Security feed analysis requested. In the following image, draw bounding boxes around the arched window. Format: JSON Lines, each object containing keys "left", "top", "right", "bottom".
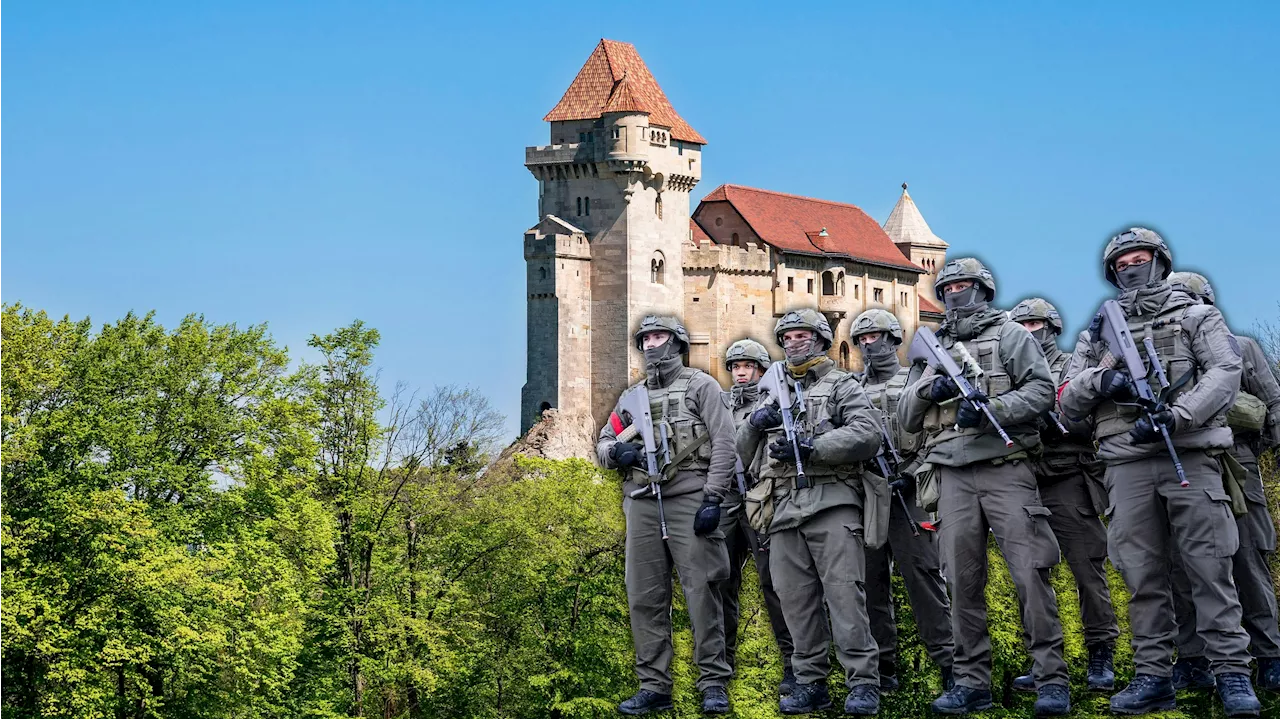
{"left": 836, "top": 275, "right": 846, "bottom": 296}
{"left": 584, "top": 197, "right": 590, "bottom": 216}
{"left": 655, "top": 195, "right": 663, "bottom": 219}
{"left": 839, "top": 342, "right": 851, "bottom": 370}
{"left": 650, "top": 251, "right": 666, "bottom": 285}
{"left": 539, "top": 401, "right": 552, "bottom": 416}
{"left": 538, "top": 267, "right": 547, "bottom": 281}
{"left": 576, "top": 197, "right": 582, "bottom": 216}
{"left": 821, "top": 271, "right": 836, "bottom": 296}
{"left": 731, "top": 232, "right": 740, "bottom": 246}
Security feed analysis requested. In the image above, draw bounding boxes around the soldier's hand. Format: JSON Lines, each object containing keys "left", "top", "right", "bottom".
{"left": 693, "top": 496, "right": 721, "bottom": 537}
{"left": 749, "top": 404, "right": 783, "bottom": 430}
{"left": 1100, "top": 369, "right": 1137, "bottom": 401}
{"left": 889, "top": 475, "right": 913, "bottom": 499}
{"left": 1130, "top": 409, "right": 1176, "bottom": 444}
{"left": 768, "top": 436, "right": 813, "bottom": 464}
{"left": 956, "top": 400, "right": 985, "bottom": 429}
{"left": 929, "top": 376, "right": 960, "bottom": 403}
{"left": 609, "top": 441, "right": 645, "bottom": 468}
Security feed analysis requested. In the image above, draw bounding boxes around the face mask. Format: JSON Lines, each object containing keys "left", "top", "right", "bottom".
{"left": 783, "top": 335, "right": 821, "bottom": 364}
{"left": 1031, "top": 327, "right": 1058, "bottom": 353}
{"left": 943, "top": 285, "right": 986, "bottom": 315}
{"left": 1115, "top": 257, "right": 1168, "bottom": 290}
{"left": 859, "top": 336, "right": 900, "bottom": 377}
{"left": 643, "top": 339, "right": 679, "bottom": 365}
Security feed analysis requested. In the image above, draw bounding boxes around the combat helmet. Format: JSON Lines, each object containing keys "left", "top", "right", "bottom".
{"left": 774, "top": 309, "right": 834, "bottom": 350}
{"left": 1168, "top": 271, "right": 1216, "bottom": 305}
{"left": 1102, "top": 227, "right": 1173, "bottom": 287}
{"left": 1009, "top": 298, "right": 1064, "bottom": 335}
{"left": 850, "top": 308, "right": 904, "bottom": 344}
{"left": 724, "top": 339, "right": 772, "bottom": 372}
{"left": 633, "top": 315, "right": 690, "bottom": 353}
{"left": 934, "top": 258, "right": 996, "bottom": 302}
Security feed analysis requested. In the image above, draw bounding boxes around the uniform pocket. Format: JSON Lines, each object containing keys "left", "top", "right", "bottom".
{"left": 1023, "top": 505, "right": 1062, "bottom": 568}
{"left": 1203, "top": 489, "right": 1240, "bottom": 558}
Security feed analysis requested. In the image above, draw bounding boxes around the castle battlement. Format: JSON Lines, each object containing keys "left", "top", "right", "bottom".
{"left": 683, "top": 238, "right": 772, "bottom": 274}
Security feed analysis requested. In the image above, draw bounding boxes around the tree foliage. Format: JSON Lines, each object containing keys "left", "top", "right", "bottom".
{"left": 4, "top": 302, "right": 1278, "bottom": 718}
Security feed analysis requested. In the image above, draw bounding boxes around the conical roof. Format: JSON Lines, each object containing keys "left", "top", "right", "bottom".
{"left": 543, "top": 39, "right": 706, "bottom": 144}
{"left": 882, "top": 183, "right": 947, "bottom": 249}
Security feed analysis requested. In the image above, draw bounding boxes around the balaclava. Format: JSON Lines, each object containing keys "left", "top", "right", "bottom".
{"left": 1115, "top": 256, "right": 1170, "bottom": 291}
{"left": 858, "top": 334, "right": 901, "bottom": 382}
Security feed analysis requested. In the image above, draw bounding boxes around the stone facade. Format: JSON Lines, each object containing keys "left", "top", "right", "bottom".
{"left": 520, "top": 40, "right": 949, "bottom": 433}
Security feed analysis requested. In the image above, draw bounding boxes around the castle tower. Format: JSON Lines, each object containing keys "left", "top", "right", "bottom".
{"left": 521, "top": 40, "right": 704, "bottom": 432}
{"left": 883, "top": 183, "right": 949, "bottom": 294}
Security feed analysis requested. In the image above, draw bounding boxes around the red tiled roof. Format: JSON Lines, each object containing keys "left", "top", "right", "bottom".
{"left": 690, "top": 218, "right": 711, "bottom": 245}
{"left": 543, "top": 39, "right": 707, "bottom": 145}
{"left": 698, "top": 184, "right": 922, "bottom": 272}
{"left": 918, "top": 296, "right": 944, "bottom": 315}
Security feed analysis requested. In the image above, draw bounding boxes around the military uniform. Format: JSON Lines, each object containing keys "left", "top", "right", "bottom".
{"left": 737, "top": 310, "right": 885, "bottom": 715}
{"left": 1009, "top": 298, "right": 1119, "bottom": 691}
{"left": 899, "top": 259, "right": 1069, "bottom": 716}
{"left": 850, "top": 309, "right": 955, "bottom": 688}
{"left": 1060, "top": 231, "right": 1259, "bottom": 716}
{"left": 1164, "top": 273, "right": 1280, "bottom": 689}
{"left": 718, "top": 340, "right": 795, "bottom": 685}
{"left": 597, "top": 316, "right": 735, "bottom": 713}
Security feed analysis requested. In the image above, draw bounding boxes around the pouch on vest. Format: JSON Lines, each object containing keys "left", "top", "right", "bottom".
{"left": 1226, "top": 391, "right": 1267, "bottom": 434}
{"left": 861, "top": 471, "right": 891, "bottom": 550}
{"left": 1215, "top": 450, "right": 1249, "bottom": 518}
{"left": 914, "top": 462, "right": 941, "bottom": 513}
{"left": 745, "top": 477, "right": 777, "bottom": 534}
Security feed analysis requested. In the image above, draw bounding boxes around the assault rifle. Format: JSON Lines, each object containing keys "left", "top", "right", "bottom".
{"left": 614, "top": 386, "right": 670, "bottom": 539}
{"left": 1097, "top": 299, "right": 1189, "bottom": 487}
{"left": 872, "top": 414, "right": 926, "bottom": 537}
{"left": 907, "top": 326, "right": 1014, "bottom": 447}
{"left": 758, "top": 362, "right": 809, "bottom": 488}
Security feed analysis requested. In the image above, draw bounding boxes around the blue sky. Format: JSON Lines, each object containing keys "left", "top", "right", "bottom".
{"left": 6, "top": 2, "right": 1279, "bottom": 438}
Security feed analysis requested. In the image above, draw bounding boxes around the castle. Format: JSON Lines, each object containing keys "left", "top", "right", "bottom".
{"left": 521, "top": 39, "right": 950, "bottom": 433}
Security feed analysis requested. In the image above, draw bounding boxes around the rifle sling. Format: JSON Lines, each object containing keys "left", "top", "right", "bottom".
{"left": 661, "top": 431, "right": 710, "bottom": 481}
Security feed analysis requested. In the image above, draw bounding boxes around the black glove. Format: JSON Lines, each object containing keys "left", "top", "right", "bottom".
{"left": 956, "top": 400, "right": 985, "bottom": 428}
{"left": 749, "top": 404, "right": 783, "bottom": 431}
{"left": 609, "top": 441, "right": 645, "bottom": 468}
{"left": 889, "top": 475, "right": 913, "bottom": 499}
{"left": 1130, "top": 409, "right": 1176, "bottom": 444}
{"left": 1100, "top": 369, "right": 1137, "bottom": 401}
{"left": 768, "top": 435, "right": 813, "bottom": 464}
{"left": 693, "top": 496, "right": 721, "bottom": 537}
{"left": 929, "top": 376, "right": 960, "bottom": 403}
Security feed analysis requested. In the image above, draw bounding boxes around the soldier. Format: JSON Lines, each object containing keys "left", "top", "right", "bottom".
{"left": 849, "top": 308, "right": 955, "bottom": 693}
{"left": 737, "top": 309, "right": 885, "bottom": 715}
{"left": 1008, "top": 298, "right": 1120, "bottom": 693}
{"left": 1163, "top": 271, "right": 1280, "bottom": 694}
{"left": 1059, "top": 229, "right": 1261, "bottom": 717}
{"left": 719, "top": 339, "right": 797, "bottom": 697}
{"left": 898, "top": 258, "right": 1071, "bottom": 716}
{"left": 597, "top": 315, "right": 735, "bottom": 715}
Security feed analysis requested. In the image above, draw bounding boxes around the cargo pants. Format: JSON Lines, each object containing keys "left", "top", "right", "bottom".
{"left": 864, "top": 495, "right": 954, "bottom": 677}
{"left": 1170, "top": 451, "right": 1280, "bottom": 662}
{"left": 1105, "top": 450, "right": 1252, "bottom": 676}
{"left": 938, "top": 459, "right": 1069, "bottom": 689}
{"left": 1037, "top": 472, "right": 1120, "bottom": 648}
{"left": 771, "top": 504, "right": 879, "bottom": 688}
{"left": 719, "top": 505, "right": 795, "bottom": 673}
{"left": 624, "top": 489, "right": 733, "bottom": 693}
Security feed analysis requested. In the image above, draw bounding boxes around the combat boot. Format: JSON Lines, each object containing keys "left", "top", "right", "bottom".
{"left": 879, "top": 673, "right": 899, "bottom": 693}
{"left": 1034, "top": 684, "right": 1070, "bottom": 716}
{"left": 1257, "top": 657, "right": 1280, "bottom": 691}
{"left": 930, "top": 685, "right": 994, "bottom": 715}
{"left": 779, "top": 682, "right": 832, "bottom": 715}
{"left": 1109, "top": 674, "right": 1175, "bottom": 715}
{"left": 779, "top": 667, "right": 797, "bottom": 697}
{"left": 1172, "top": 655, "right": 1214, "bottom": 690}
{"left": 701, "top": 686, "right": 729, "bottom": 715}
{"left": 1012, "top": 670, "right": 1036, "bottom": 693}
{"left": 618, "top": 689, "right": 673, "bottom": 715}
{"left": 1086, "top": 643, "right": 1116, "bottom": 691}
{"left": 1216, "top": 673, "right": 1261, "bottom": 718}
{"left": 844, "top": 684, "right": 880, "bottom": 715}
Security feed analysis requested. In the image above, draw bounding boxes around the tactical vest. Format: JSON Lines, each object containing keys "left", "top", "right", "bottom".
{"left": 1037, "top": 351, "right": 1098, "bottom": 473}
{"left": 756, "top": 368, "right": 859, "bottom": 487}
{"left": 922, "top": 320, "right": 1012, "bottom": 440}
{"left": 625, "top": 368, "right": 713, "bottom": 484}
{"left": 863, "top": 367, "right": 920, "bottom": 458}
{"left": 1093, "top": 307, "right": 1218, "bottom": 440}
